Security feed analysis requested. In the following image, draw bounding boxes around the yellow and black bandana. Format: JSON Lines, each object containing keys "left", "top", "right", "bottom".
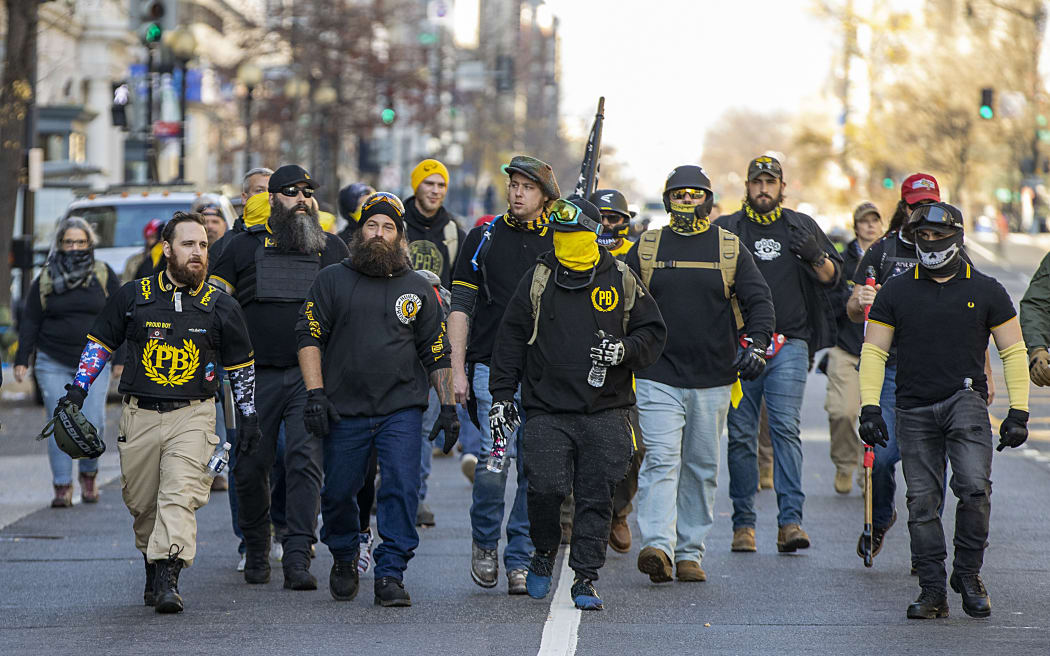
{"left": 503, "top": 207, "right": 551, "bottom": 233}
{"left": 742, "top": 198, "right": 782, "bottom": 225}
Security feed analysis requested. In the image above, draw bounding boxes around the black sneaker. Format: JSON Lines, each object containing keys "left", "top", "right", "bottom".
{"left": 329, "top": 561, "right": 359, "bottom": 601}
{"left": 283, "top": 565, "right": 318, "bottom": 590}
{"left": 571, "top": 577, "right": 603, "bottom": 611}
{"left": 906, "top": 587, "right": 949, "bottom": 619}
{"left": 374, "top": 576, "right": 412, "bottom": 607}
{"left": 244, "top": 547, "right": 270, "bottom": 584}
{"left": 950, "top": 572, "right": 991, "bottom": 618}
{"left": 143, "top": 554, "right": 156, "bottom": 607}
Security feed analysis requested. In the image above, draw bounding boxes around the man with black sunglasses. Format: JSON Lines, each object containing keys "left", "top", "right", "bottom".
{"left": 210, "top": 164, "right": 349, "bottom": 591}
{"left": 489, "top": 195, "right": 665, "bottom": 610}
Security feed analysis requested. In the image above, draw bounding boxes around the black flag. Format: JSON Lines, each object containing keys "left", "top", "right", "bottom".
{"left": 573, "top": 97, "right": 605, "bottom": 199}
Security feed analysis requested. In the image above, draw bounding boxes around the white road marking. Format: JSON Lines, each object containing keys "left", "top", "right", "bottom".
{"left": 537, "top": 551, "right": 581, "bottom": 656}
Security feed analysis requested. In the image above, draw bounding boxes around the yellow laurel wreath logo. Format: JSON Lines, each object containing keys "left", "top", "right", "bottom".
{"left": 142, "top": 339, "right": 200, "bottom": 387}
{"left": 591, "top": 286, "right": 619, "bottom": 312}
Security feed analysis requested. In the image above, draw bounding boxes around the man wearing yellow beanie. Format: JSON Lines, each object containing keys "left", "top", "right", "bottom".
{"left": 404, "top": 158, "right": 468, "bottom": 528}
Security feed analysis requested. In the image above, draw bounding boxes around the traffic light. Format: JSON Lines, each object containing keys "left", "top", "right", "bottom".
{"left": 979, "top": 87, "right": 995, "bottom": 120}
{"left": 131, "top": 0, "right": 177, "bottom": 45}
{"left": 882, "top": 177, "right": 894, "bottom": 189}
{"left": 381, "top": 107, "right": 396, "bottom": 125}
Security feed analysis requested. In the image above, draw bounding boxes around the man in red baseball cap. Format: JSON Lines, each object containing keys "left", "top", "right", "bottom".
{"left": 900, "top": 173, "right": 940, "bottom": 207}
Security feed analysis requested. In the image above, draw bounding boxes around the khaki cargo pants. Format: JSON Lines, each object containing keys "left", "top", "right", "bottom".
{"left": 118, "top": 397, "right": 218, "bottom": 565}
{"left": 823, "top": 346, "right": 864, "bottom": 475}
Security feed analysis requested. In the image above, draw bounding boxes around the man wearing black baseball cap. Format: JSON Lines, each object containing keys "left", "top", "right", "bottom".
{"left": 489, "top": 195, "right": 665, "bottom": 610}
{"left": 211, "top": 164, "right": 349, "bottom": 591}
{"left": 716, "top": 155, "right": 842, "bottom": 554}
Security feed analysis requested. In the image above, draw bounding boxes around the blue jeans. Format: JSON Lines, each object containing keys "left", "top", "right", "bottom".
{"left": 321, "top": 409, "right": 422, "bottom": 580}
{"left": 636, "top": 380, "right": 731, "bottom": 564}
{"left": 457, "top": 405, "right": 482, "bottom": 456}
{"left": 727, "top": 338, "right": 808, "bottom": 529}
{"left": 873, "top": 365, "right": 899, "bottom": 529}
{"left": 469, "top": 363, "right": 533, "bottom": 571}
{"left": 419, "top": 389, "right": 440, "bottom": 501}
{"left": 35, "top": 350, "right": 109, "bottom": 485}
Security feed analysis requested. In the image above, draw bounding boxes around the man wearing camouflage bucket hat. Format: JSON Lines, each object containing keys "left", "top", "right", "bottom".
{"left": 448, "top": 155, "right": 558, "bottom": 595}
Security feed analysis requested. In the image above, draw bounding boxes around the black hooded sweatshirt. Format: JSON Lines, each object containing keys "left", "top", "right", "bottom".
{"left": 295, "top": 258, "right": 450, "bottom": 417}
{"left": 403, "top": 196, "right": 465, "bottom": 288}
{"left": 489, "top": 249, "right": 666, "bottom": 416}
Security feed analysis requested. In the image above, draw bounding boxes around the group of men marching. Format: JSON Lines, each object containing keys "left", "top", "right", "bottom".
{"left": 46, "top": 146, "right": 1046, "bottom": 620}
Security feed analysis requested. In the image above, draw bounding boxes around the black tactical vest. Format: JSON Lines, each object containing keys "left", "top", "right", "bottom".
{"left": 247, "top": 230, "right": 320, "bottom": 303}
{"left": 118, "top": 276, "right": 222, "bottom": 400}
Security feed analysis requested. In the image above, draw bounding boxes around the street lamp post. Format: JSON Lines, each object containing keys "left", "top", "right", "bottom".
{"left": 169, "top": 27, "right": 197, "bottom": 183}
{"left": 237, "top": 62, "right": 263, "bottom": 171}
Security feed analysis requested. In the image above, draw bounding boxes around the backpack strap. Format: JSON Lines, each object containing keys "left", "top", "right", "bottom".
{"left": 443, "top": 221, "right": 459, "bottom": 266}
{"left": 527, "top": 262, "right": 552, "bottom": 345}
{"left": 613, "top": 258, "right": 639, "bottom": 335}
{"left": 635, "top": 228, "right": 663, "bottom": 289}
{"left": 716, "top": 227, "right": 744, "bottom": 330}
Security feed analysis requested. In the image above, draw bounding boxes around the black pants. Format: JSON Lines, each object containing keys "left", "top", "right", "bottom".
{"left": 234, "top": 365, "right": 322, "bottom": 567}
{"left": 560, "top": 407, "right": 644, "bottom": 524}
{"left": 524, "top": 409, "right": 633, "bottom": 581}
{"left": 896, "top": 389, "right": 993, "bottom": 592}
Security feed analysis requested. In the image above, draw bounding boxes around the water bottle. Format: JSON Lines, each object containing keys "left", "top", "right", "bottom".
{"left": 587, "top": 362, "right": 607, "bottom": 388}
{"left": 486, "top": 451, "right": 506, "bottom": 474}
{"left": 207, "top": 441, "right": 231, "bottom": 478}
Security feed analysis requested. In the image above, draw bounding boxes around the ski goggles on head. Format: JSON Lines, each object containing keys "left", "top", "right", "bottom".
{"left": 549, "top": 199, "right": 601, "bottom": 234}
{"left": 907, "top": 202, "right": 962, "bottom": 232}
{"left": 669, "top": 188, "right": 707, "bottom": 201}
{"left": 361, "top": 192, "right": 405, "bottom": 218}
{"left": 278, "top": 185, "right": 315, "bottom": 199}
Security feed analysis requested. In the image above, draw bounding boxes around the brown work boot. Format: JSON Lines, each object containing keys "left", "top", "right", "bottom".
{"left": 834, "top": 469, "right": 853, "bottom": 495}
{"left": 78, "top": 472, "right": 100, "bottom": 503}
{"left": 759, "top": 465, "right": 774, "bottom": 491}
{"left": 675, "top": 560, "right": 707, "bottom": 582}
{"left": 210, "top": 474, "right": 229, "bottom": 491}
{"left": 637, "top": 546, "right": 672, "bottom": 583}
{"left": 731, "top": 527, "right": 756, "bottom": 552}
{"left": 609, "top": 516, "right": 631, "bottom": 553}
{"left": 51, "top": 484, "right": 73, "bottom": 508}
{"left": 777, "top": 524, "right": 811, "bottom": 553}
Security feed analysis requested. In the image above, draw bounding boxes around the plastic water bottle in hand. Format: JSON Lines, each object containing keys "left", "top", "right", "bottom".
{"left": 587, "top": 362, "right": 607, "bottom": 388}
{"left": 207, "top": 441, "right": 231, "bottom": 478}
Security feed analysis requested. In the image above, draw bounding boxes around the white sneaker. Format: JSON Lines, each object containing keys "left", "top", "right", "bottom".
{"left": 272, "top": 541, "right": 284, "bottom": 562}
{"left": 357, "top": 530, "right": 374, "bottom": 575}
{"left": 461, "top": 454, "right": 478, "bottom": 483}
{"left": 237, "top": 554, "right": 246, "bottom": 572}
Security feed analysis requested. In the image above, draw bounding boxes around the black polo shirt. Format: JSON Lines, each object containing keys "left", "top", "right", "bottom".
{"left": 867, "top": 263, "right": 1015, "bottom": 409}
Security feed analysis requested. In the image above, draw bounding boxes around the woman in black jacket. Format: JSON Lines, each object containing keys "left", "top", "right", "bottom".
{"left": 14, "top": 218, "right": 120, "bottom": 507}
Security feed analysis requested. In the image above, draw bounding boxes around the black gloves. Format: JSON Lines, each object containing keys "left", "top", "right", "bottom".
{"left": 997, "top": 408, "right": 1029, "bottom": 452}
{"left": 859, "top": 405, "right": 889, "bottom": 448}
{"left": 733, "top": 344, "right": 767, "bottom": 381}
{"left": 790, "top": 230, "right": 826, "bottom": 266}
{"left": 428, "top": 404, "right": 461, "bottom": 454}
{"left": 488, "top": 400, "right": 520, "bottom": 456}
{"left": 590, "top": 330, "right": 625, "bottom": 366}
{"left": 56, "top": 383, "right": 87, "bottom": 414}
{"left": 237, "top": 413, "right": 262, "bottom": 458}
{"left": 304, "top": 388, "right": 341, "bottom": 438}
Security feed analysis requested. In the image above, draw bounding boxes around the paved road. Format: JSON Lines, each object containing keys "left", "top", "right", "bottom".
{"left": 3, "top": 234, "right": 1050, "bottom": 655}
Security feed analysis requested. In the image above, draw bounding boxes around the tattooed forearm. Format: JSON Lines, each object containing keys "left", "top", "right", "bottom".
{"left": 430, "top": 368, "right": 455, "bottom": 406}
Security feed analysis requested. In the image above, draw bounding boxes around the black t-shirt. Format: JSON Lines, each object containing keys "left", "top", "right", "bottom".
{"left": 15, "top": 265, "right": 121, "bottom": 368}
{"left": 624, "top": 228, "right": 774, "bottom": 389}
{"left": 834, "top": 239, "right": 865, "bottom": 356}
{"left": 451, "top": 217, "right": 554, "bottom": 365}
{"left": 868, "top": 263, "right": 1015, "bottom": 409}
{"left": 210, "top": 229, "right": 349, "bottom": 367}
{"left": 736, "top": 218, "right": 809, "bottom": 341}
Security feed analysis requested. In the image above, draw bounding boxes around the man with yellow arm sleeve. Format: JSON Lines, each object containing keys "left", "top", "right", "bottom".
{"left": 858, "top": 202, "right": 1029, "bottom": 622}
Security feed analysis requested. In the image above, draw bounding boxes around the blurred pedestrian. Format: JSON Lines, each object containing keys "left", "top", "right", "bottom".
{"left": 194, "top": 200, "right": 228, "bottom": 245}
{"left": 336, "top": 182, "right": 375, "bottom": 243}
{"left": 210, "top": 167, "right": 273, "bottom": 262}
{"left": 14, "top": 218, "right": 120, "bottom": 507}
{"left": 122, "top": 218, "right": 164, "bottom": 283}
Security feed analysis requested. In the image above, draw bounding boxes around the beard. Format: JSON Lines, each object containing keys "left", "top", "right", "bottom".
{"left": 350, "top": 231, "right": 411, "bottom": 277}
{"left": 748, "top": 189, "right": 784, "bottom": 214}
{"left": 168, "top": 251, "right": 207, "bottom": 289}
{"left": 269, "top": 200, "right": 328, "bottom": 254}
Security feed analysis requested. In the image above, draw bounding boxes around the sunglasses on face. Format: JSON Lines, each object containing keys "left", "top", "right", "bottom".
{"left": 279, "top": 186, "right": 314, "bottom": 199}
{"left": 669, "top": 188, "right": 707, "bottom": 201}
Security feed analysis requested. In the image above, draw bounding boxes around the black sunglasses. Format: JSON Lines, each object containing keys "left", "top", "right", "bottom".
{"left": 279, "top": 186, "right": 314, "bottom": 199}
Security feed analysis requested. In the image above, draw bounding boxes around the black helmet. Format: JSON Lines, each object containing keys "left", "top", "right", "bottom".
{"left": 907, "top": 202, "right": 963, "bottom": 234}
{"left": 589, "top": 189, "right": 633, "bottom": 219}
{"left": 663, "top": 165, "right": 714, "bottom": 219}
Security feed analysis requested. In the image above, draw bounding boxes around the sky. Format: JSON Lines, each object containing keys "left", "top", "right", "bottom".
{"left": 545, "top": 0, "right": 837, "bottom": 198}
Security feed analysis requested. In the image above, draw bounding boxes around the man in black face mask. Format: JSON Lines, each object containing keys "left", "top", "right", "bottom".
{"left": 859, "top": 201, "right": 1030, "bottom": 620}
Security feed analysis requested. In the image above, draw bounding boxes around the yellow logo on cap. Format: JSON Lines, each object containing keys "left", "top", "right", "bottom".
{"left": 968, "top": 301, "right": 975, "bottom": 308}
{"left": 591, "top": 286, "right": 619, "bottom": 312}
{"left": 142, "top": 339, "right": 200, "bottom": 387}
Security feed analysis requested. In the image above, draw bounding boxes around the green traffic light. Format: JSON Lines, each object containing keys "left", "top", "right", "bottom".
{"left": 381, "top": 108, "right": 396, "bottom": 125}
{"left": 144, "top": 22, "right": 162, "bottom": 43}
{"left": 979, "top": 105, "right": 994, "bottom": 120}
{"left": 882, "top": 177, "right": 894, "bottom": 189}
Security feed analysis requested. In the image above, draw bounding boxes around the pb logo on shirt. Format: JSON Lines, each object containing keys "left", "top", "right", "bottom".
{"left": 591, "top": 286, "right": 619, "bottom": 312}
{"left": 395, "top": 293, "right": 422, "bottom": 324}
{"left": 142, "top": 339, "right": 200, "bottom": 387}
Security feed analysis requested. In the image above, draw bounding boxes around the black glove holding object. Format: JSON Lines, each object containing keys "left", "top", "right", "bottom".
{"left": 237, "top": 413, "right": 262, "bottom": 458}
{"left": 790, "top": 229, "right": 826, "bottom": 266}
{"left": 304, "top": 387, "right": 341, "bottom": 439}
{"left": 997, "top": 408, "right": 1029, "bottom": 452}
{"left": 590, "top": 330, "right": 626, "bottom": 366}
{"left": 733, "top": 344, "right": 767, "bottom": 381}
{"left": 858, "top": 404, "right": 888, "bottom": 448}
{"left": 428, "top": 404, "right": 461, "bottom": 454}
{"left": 56, "top": 383, "right": 88, "bottom": 414}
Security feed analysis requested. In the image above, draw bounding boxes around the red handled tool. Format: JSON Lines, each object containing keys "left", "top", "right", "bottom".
{"left": 861, "top": 264, "right": 877, "bottom": 567}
